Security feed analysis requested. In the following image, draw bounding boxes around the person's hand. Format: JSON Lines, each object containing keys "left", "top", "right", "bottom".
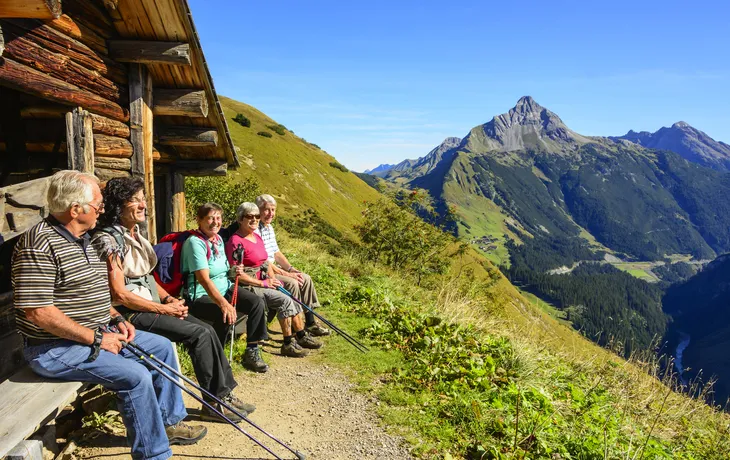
{"left": 116, "top": 320, "right": 136, "bottom": 343}
{"left": 264, "top": 278, "right": 282, "bottom": 289}
{"left": 220, "top": 301, "right": 237, "bottom": 325}
{"left": 163, "top": 299, "right": 188, "bottom": 319}
{"left": 100, "top": 331, "right": 126, "bottom": 354}
{"left": 292, "top": 272, "right": 305, "bottom": 285}
{"left": 234, "top": 265, "right": 247, "bottom": 277}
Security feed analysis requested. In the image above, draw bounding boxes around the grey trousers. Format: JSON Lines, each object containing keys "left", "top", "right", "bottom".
{"left": 250, "top": 286, "right": 302, "bottom": 320}
{"left": 277, "top": 272, "right": 320, "bottom": 308}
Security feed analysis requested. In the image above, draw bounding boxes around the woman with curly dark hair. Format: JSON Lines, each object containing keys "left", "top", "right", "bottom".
{"left": 91, "top": 177, "right": 256, "bottom": 423}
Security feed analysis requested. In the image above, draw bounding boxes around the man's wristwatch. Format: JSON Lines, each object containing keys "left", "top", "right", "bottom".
{"left": 88, "top": 328, "right": 103, "bottom": 362}
{"left": 161, "top": 295, "right": 173, "bottom": 304}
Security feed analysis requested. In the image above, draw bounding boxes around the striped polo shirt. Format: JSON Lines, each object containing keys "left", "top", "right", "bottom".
{"left": 12, "top": 217, "right": 111, "bottom": 339}
{"left": 255, "top": 222, "right": 280, "bottom": 263}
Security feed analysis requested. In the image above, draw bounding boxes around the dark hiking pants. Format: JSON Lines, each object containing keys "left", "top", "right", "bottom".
{"left": 188, "top": 288, "right": 268, "bottom": 346}
{"left": 128, "top": 312, "right": 237, "bottom": 403}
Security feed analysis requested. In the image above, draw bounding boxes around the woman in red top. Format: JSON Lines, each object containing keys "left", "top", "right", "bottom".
{"left": 225, "top": 202, "right": 322, "bottom": 357}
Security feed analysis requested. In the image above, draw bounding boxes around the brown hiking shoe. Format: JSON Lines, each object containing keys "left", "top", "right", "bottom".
{"left": 200, "top": 402, "right": 243, "bottom": 423}
{"left": 243, "top": 346, "right": 269, "bottom": 373}
{"left": 306, "top": 323, "right": 331, "bottom": 337}
{"left": 281, "top": 340, "right": 309, "bottom": 358}
{"left": 223, "top": 393, "right": 256, "bottom": 415}
{"left": 165, "top": 421, "right": 207, "bottom": 445}
{"left": 297, "top": 333, "right": 323, "bottom": 349}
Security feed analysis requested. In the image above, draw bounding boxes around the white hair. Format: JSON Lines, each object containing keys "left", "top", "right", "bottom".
{"left": 255, "top": 194, "right": 276, "bottom": 208}
{"left": 236, "top": 202, "right": 260, "bottom": 221}
{"left": 47, "top": 170, "right": 99, "bottom": 213}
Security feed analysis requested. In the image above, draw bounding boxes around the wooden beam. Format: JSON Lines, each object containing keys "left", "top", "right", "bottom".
{"left": 129, "top": 64, "right": 156, "bottom": 242}
{"left": 94, "top": 134, "right": 132, "bottom": 158}
{"left": 173, "top": 161, "right": 227, "bottom": 176}
{"left": 157, "top": 127, "right": 218, "bottom": 147}
{"left": 0, "top": 0, "right": 62, "bottom": 19}
{"left": 0, "top": 23, "right": 4, "bottom": 57}
{"left": 90, "top": 113, "right": 130, "bottom": 138}
{"left": 100, "top": 0, "right": 123, "bottom": 22}
{"left": 45, "top": 15, "right": 109, "bottom": 59}
{"left": 66, "top": 108, "right": 94, "bottom": 174}
{"left": 154, "top": 89, "right": 208, "bottom": 118}
{"left": 171, "top": 172, "right": 186, "bottom": 232}
{"left": 95, "top": 167, "right": 130, "bottom": 181}
{"left": 109, "top": 41, "right": 191, "bottom": 66}
{"left": 20, "top": 106, "right": 67, "bottom": 119}
{"left": 0, "top": 58, "right": 129, "bottom": 122}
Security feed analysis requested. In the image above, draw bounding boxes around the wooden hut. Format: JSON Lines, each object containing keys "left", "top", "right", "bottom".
{"left": 0, "top": 0, "right": 239, "bottom": 454}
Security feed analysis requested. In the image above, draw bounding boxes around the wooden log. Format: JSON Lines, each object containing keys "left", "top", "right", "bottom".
{"left": 100, "top": 0, "right": 123, "bottom": 22}
{"left": 20, "top": 106, "right": 67, "bottom": 118}
{"left": 2, "top": 19, "right": 126, "bottom": 84}
{"left": 173, "top": 161, "right": 227, "bottom": 176}
{"left": 66, "top": 108, "right": 94, "bottom": 174}
{"left": 0, "top": 0, "right": 62, "bottom": 19}
{"left": 2, "top": 29, "right": 127, "bottom": 104}
{"left": 0, "top": 58, "right": 129, "bottom": 122}
{"left": 94, "top": 134, "right": 132, "bottom": 158}
{"left": 95, "top": 167, "right": 130, "bottom": 181}
{"left": 0, "top": 23, "right": 4, "bottom": 57}
{"left": 0, "top": 142, "right": 66, "bottom": 153}
{"left": 171, "top": 172, "right": 186, "bottom": 232}
{"left": 109, "top": 41, "right": 191, "bottom": 66}
{"left": 60, "top": 0, "right": 113, "bottom": 39}
{"left": 93, "top": 156, "right": 130, "bottom": 171}
{"left": 157, "top": 127, "right": 218, "bottom": 147}
{"left": 129, "top": 64, "right": 156, "bottom": 242}
{"left": 154, "top": 89, "right": 208, "bottom": 118}
{"left": 90, "top": 113, "right": 130, "bottom": 138}
{"left": 46, "top": 14, "right": 108, "bottom": 56}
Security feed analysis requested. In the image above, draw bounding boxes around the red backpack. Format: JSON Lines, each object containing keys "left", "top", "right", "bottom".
{"left": 153, "top": 230, "right": 212, "bottom": 298}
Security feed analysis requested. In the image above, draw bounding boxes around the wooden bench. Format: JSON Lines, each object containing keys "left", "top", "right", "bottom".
{"left": 0, "top": 367, "right": 83, "bottom": 458}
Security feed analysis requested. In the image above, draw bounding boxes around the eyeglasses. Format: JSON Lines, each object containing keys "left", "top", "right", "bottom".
{"left": 87, "top": 202, "right": 105, "bottom": 213}
{"left": 244, "top": 214, "right": 261, "bottom": 220}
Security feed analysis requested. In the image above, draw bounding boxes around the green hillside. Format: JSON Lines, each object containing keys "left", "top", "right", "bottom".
{"left": 220, "top": 96, "right": 381, "bottom": 236}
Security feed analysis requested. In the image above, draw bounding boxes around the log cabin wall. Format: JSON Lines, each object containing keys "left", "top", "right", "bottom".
{"left": 0, "top": 0, "right": 241, "bottom": 381}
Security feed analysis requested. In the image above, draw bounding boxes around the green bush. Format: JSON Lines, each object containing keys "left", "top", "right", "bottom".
{"left": 329, "top": 161, "right": 349, "bottom": 172}
{"left": 266, "top": 124, "right": 287, "bottom": 135}
{"left": 232, "top": 113, "right": 251, "bottom": 127}
{"left": 257, "top": 131, "right": 273, "bottom": 138}
{"left": 185, "top": 176, "right": 261, "bottom": 225}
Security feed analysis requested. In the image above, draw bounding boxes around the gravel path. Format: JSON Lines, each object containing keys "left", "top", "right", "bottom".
{"left": 75, "top": 338, "right": 412, "bottom": 460}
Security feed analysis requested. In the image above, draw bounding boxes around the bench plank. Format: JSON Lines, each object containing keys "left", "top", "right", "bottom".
{"left": 0, "top": 367, "right": 82, "bottom": 458}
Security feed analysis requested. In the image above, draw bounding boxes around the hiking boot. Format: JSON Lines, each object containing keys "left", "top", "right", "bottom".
{"left": 223, "top": 393, "right": 256, "bottom": 416}
{"left": 165, "top": 421, "right": 207, "bottom": 445}
{"left": 281, "top": 339, "right": 309, "bottom": 358}
{"left": 306, "top": 323, "right": 331, "bottom": 337}
{"left": 199, "top": 401, "right": 244, "bottom": 423}
{"left": 243, "top": 346, "right": 269, "bottom": 373}
{"left": 297, "top": 332, "right": 323, "bottom": 349}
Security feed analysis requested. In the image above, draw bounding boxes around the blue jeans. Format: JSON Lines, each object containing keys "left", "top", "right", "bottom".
{"left": 24, "top": 331, "right": 187, "bottom": 460}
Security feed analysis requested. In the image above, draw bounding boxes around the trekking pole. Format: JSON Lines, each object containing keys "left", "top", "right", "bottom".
{"left": 277, "top": 286, "right": 369, "bottom": 353}
{"left": 126, "top": 341, "right": 307, "bottom": 460}
{"left": 229, "top": 244, "right": 245, "bottom": 362}
{"left": 122, "top": 343, "right": 291, "bottom": 460}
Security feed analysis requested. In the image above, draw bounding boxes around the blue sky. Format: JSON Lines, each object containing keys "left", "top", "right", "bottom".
{"left": 190, "top": 0, "right": 729, "bottom": 172}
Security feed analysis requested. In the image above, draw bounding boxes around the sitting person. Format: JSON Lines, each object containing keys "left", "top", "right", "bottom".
{"left": 255, "top": 194, "right": 329, "bottom": 336}
{"left": 14, "top": 170, "right": 206, "bottom": 460}
{"left": 90, "top": 177, "right": 256, "bottom": 422}
{"left": 225, "top": 202, "right": 322, "bottom": 358}
{"left": 182, "top": 202, "right": 269, "bottom": 373}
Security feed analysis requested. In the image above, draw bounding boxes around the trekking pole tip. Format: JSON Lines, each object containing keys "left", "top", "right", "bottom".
{"left": 295, "top": 451, "right": 306, "bottom": 460}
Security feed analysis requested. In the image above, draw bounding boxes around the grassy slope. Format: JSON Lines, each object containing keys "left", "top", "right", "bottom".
{"left": 220, "top": 96, "right": 381, "bottom": 237}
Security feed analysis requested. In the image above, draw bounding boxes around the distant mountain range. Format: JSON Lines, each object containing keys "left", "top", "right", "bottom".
{"left": 371, "top": 96, "right": 730, "bottom": 263}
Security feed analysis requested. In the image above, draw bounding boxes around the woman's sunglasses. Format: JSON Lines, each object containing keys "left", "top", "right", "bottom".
{"left": 244, "top": 214, "right": 261, "bottom": 220}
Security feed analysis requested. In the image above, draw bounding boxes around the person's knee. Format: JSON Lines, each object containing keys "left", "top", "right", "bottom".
{"left": 117, "top": 363, "right": 154, "bottom": 391}
{"left": 143, "top": 333, "right": 174, "bottom": 360}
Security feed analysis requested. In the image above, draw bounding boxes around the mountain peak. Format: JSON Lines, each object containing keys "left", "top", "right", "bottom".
{"left": 514, "top": 96, "right": 542, "bottom": 114}
{"left": 672, "top": 121, "right": 691, "bottom": 129}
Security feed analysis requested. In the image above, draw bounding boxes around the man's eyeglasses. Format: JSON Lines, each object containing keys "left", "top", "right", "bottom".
{"left": 87, "top": 202, "right": 105, "bottom": 213}
{"left": 244, "top": 214, "right": 261, "bottom": 220}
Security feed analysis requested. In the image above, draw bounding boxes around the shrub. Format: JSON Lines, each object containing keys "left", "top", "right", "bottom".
{"left": 329, "top": 161, "right": 349, "bottom": 172}
{"left": 266, "top": 124, "right": 287, "bottom": 135}
{"left": 355, "top": 193, "right": 451, "bottom": 284}
{"left": 185, "top": 176, "right": 261, "bottom": 225}
{"left": 232, "top": 113, "right": 251, "bottom": 127}
{"left": 257, "top": 131, "right": 273, "bottom": 138}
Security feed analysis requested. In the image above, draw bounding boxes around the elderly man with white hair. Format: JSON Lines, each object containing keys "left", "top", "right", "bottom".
{"left": 13, "top": 170, "right": 206, "bottom": 460}
{"left": 254, "top": 194, "right": 329, "bottom": 337}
